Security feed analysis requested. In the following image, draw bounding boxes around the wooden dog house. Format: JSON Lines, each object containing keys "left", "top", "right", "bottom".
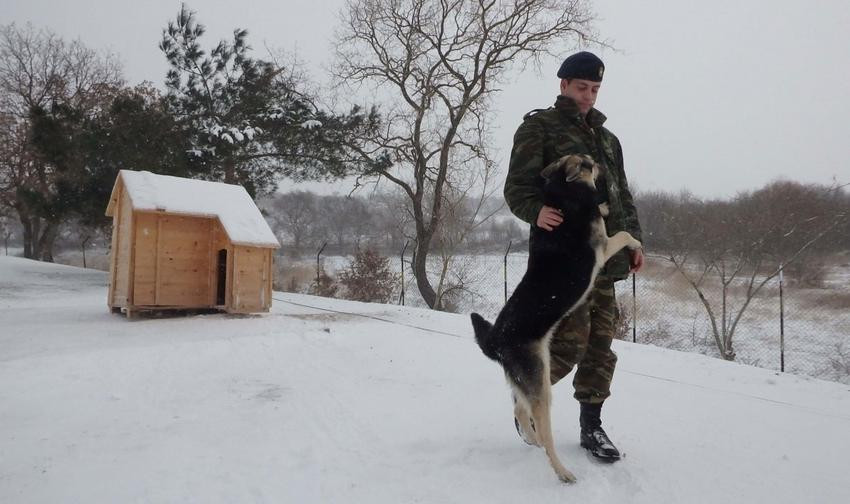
{"left": 105, "top": 170, "right": 280, "bottom": 317}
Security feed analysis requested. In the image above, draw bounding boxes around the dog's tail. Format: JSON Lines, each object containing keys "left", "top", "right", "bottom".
{"left": 470, "top": 312, "right": 500, "bottom": 363}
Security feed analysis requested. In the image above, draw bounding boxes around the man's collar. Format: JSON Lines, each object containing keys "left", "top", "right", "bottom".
{"left": 554, "top": 95, "right": 607, "bottom": 128}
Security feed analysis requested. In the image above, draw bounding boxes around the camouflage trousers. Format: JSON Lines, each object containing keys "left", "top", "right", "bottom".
{"left": 549, "top": 274, "right": 618, "bottom": 405}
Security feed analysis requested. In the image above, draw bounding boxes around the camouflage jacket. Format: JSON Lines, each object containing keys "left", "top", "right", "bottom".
{"left": 504, "top": 95, "right": 642, "bottom": 281}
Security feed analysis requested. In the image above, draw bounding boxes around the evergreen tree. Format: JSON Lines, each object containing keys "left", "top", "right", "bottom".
{"left": 338, "top": 248, "right": 398, "bottom": 303}
{"left": 27, "top": 84, "right": 192, "bottom": 230}
{"left": 24, "top": 103, "right": 91, "bottom": 260}
{"left": 159, "top": 4, "right": 388, "bottom": 196}
{"left": 77, "top": 84, "right": 193, "bottom": 227}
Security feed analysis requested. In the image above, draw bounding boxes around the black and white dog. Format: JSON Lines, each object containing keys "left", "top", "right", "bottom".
{"left": 471, "top": 154, "right": 641, "bottom": 483}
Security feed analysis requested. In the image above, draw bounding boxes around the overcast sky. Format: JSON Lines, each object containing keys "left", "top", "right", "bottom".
{"left": 4, "top": 0, "right": 849, "bottom": 199}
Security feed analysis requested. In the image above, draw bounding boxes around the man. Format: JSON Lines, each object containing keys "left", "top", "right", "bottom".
{"left": 503, "top": 51, "right": 643, "bottom": 462}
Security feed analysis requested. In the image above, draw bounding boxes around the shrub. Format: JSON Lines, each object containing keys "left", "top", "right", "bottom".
{"left": 274, "top": 263, "right": 314, "bottom": 292}
{"left": 311, "top": 268, "right": 339, "bottom": 298}
{"left": 784, "top": 261, "right": 827, "bottom": 289}
{"left": 338, "top": 248, "right": 398, "bottom": 303}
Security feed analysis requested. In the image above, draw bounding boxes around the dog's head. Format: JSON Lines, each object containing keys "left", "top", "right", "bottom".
{"left": 540, "top": 154, "right": 599, "bottom": 189}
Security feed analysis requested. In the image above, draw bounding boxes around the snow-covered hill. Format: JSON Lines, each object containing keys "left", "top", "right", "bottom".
{"left": 1, "top": 256, "right": 849, "bottom": 503}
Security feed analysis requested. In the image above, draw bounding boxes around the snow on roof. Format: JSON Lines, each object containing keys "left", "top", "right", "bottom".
{"left": 111, "top": 170, "right": 279, "bottom": 248}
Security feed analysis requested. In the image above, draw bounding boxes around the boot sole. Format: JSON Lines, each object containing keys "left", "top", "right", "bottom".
{"left": 581, "top": 441, "right": 621, "bottom": 463}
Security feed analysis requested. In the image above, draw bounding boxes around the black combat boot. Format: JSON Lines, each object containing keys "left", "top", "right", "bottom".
{"left": 579, "top": 402, "right": 621, "bottom": 462}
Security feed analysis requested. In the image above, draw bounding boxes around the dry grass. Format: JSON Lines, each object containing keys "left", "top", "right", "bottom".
{"left": 801, "top": 290, "right": 850, "bottom": 311}
{"left": 614, "top": 299, "right": 632, "bottom": 341}
{"left": 274, "top": 263, "right": 315, "bottom": 292}
{"left": 638, "top": 256, "right": 678, "bottom": 278}
{"left": 54, "top": 249, "right": 110, "bottom": 271}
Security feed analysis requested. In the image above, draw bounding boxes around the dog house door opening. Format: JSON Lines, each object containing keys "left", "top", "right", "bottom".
{"left": 216, "top": 249, "right": 227, "bottom": 305}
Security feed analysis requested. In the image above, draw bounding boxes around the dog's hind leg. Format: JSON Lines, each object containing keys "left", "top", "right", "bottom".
{"left": 521, "top": 343, "right": 576, "bottom": 483}
{"left": 504, "top": 344, "right": 575, "bottom": 482}
{"left": 528, "top": 383, "right": 576, "bottom": 483}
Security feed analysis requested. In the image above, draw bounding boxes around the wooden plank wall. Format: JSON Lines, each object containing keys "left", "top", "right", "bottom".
{"left": 111, "top": 204, "right": 274, "bottom": 313}
{"left": 111, "top": 184, "right": 134, "bottom": 307}
{"left": 133, "top": 213, "right": 159, "bottom": 305}
{"left": 231, "top": 245, "right": 271, "bottom": 313}
{"left": 155, "top": 216, "right": 212, "bottom": 307}
{"left": 266, "top": 249, "right": 273, "bottom": 310}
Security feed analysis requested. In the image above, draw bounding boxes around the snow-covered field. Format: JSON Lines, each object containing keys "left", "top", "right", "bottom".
{"left": 17, "top": 246, "right": 850, "bottom": 383}
{"left": 2, "top": 256, "right": 850, "bottom": 503}
{"left": 301, "top": 252, "right": 850, "bottom": 383}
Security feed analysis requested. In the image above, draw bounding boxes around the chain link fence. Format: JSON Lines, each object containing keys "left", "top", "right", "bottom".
{"left": 288, "top": 246, "right": 850, "bottom": 385}
{"left": 626, "top": 258, "right": 850, "bottom": 382}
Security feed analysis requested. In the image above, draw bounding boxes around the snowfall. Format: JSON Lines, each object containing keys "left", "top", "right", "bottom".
{"left": 1, "top": 256, "right": 849, "bottom": 504}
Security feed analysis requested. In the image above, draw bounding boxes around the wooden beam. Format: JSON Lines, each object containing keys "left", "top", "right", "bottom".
{"left": 155, "top": 215, "right": 162, "bottom": 305}
{"left": 127, "top": 211, "right": 137, "bottom": 307}
{"left": 107, "top": 181, "right": 121, "bottom": 308}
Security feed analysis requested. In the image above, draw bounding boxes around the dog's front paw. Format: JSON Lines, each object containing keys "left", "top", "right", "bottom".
{"left": 598, "top": 203, "right": 609, "bottom": 217}
{"left": 628, "top": 239, "right": 642, "bottom": 251}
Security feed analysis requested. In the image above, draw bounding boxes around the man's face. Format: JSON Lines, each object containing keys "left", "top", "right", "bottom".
{"left": 560, "top": 78, "right": 601, "bottom": 115}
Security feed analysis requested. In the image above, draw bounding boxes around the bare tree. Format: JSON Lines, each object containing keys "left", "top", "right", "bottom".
{"left": 372, "top": 189, "right": 415, "bottom": 250}
{"left": 654, "top": 182, "right": 847, "bottom": 360}
{"left": 320, "top": 195, "right": 375, "bottom": 252}
{"left": 0, "top": 23, "right": 123, "bottom": 261}
{"left": 0, "top": 210, "right": 14, "bottom": 255}
{"left": 334, "top": 0, "right": 598, "bottom": 308}
{"left": 266, "top": 191, "right": 320, "bottom": 257}
{"left": 56, "top": 219, "right": 107, "bottom": 269}
{"left": 428, "top": 160, "right": 502, "bottom": 310}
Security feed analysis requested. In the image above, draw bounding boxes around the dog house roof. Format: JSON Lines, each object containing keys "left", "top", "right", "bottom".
{"left": 106, "top": 170, "right": 280, "bottom": 248}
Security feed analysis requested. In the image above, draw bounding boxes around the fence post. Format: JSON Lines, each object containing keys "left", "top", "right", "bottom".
{"left": 316, "top": 242, "right": 327, "bottom": 287}
{"left": 632, "top": 272, "right": 637, "bottom": 343}
{"left": 504, "top": 240, "right": 513, "bottom": 302}
{"left": 779, "top": 263, "right": 785, "bottom": 372}
{"left": 81, "top": 236, "right": 90, "bottom": 269}
{"left": 399, "top": 240, "right": 409, "bottom": 305}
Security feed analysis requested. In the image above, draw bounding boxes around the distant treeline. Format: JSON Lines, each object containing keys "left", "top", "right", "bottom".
{"left": 257, "top": 190, "right": 526, "bottom": 257}
{"left": 257, "top": 179, "right": 850, "bottom": 259}
{"left": 636, "top": 180, "right": 850, "bottom": 256}
{"left": 2, "top": 172, "right": 847, "bottom": 264}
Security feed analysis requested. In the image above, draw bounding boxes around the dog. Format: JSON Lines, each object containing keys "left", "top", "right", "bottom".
{"left": 470, "top": 154, "right": 642, "bottom": 483}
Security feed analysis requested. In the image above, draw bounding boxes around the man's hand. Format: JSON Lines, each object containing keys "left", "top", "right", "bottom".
{"left": 536, "top": 205, "right": 563, "bottom": 231}
{"left": 629, "top": 247, "right": 644, "bottom": 273}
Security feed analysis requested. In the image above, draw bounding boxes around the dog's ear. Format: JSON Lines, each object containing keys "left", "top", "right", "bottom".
{"left": 564, "top": 167, "right": 581, "bottom": 182}
{"left": 540, "top": 159, "right": 563, "bottom": 180}
{"left": 541, "top": 155, "right": 585, "bottom": 182}
{"left": 563, "top": 156, "right": 583, "bottom": 182}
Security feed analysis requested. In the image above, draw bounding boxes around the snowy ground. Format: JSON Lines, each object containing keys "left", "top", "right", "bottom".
{"left": 301, "top": 252, "right": 850, "bottom": 383}
{"left": 2, "top": 256, "right": 850, "bottom": 503}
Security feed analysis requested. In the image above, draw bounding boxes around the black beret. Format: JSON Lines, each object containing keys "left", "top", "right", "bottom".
{"left": 557, "top": 51, "right": 605, "bottom": 82}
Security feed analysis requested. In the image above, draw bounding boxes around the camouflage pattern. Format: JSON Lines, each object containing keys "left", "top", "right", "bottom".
{"left": 548, "top": 274, "right": 618, "bottom": 404}
{"left": 504, "top": 95, "right": 642, "bottom": 281}
{"left": 506, "top": 95, "right": 641, "bottom": 404}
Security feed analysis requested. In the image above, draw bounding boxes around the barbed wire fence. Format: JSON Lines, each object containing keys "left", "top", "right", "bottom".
{"left": 286, "top": 244, "right": 850, "bottom": 385}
